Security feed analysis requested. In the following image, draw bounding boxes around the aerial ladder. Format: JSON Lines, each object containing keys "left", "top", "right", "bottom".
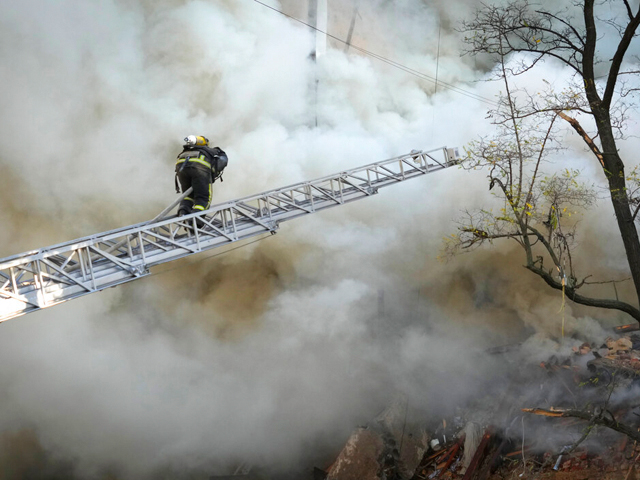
{"left": 0, "top": 147, "right": 459, "bottom": 322}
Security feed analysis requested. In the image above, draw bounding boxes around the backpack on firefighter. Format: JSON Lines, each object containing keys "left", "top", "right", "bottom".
{"left": 208, "top": 146, "right": 228, "bottom": 183}
{"left": 175, "top": 136, "right": 228, "bottom": 193}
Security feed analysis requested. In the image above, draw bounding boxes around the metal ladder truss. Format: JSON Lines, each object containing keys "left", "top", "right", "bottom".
{"left": 0, "top": 147, "right": 458, "bottom": 322}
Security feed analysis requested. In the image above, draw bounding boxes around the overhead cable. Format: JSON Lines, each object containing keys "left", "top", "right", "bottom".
{"left": 253, "top": 0, "right": 499, "bottom": 106}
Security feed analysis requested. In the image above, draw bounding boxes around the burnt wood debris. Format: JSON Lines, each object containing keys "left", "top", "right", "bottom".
{"left": 210, "top": 330, "right": 640, "bottom": 480}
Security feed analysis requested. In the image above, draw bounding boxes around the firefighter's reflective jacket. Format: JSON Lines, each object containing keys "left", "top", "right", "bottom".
{"left": 176, "top": 145, "right": 228, "bottom": 182}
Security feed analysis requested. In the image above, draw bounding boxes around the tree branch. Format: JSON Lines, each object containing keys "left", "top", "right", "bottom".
{"left": 556, "top": 111, "right": 605, "bottom": 167}
{"left": 524, "top": 224, "right": 640, "bottom": 321}
{"left": 527, "top": 114, "right": 558, "bottom": 205}
{"left": 623, "top": 0, "right": 634, "bottom": 21}
{"left": 523, "top": 407, "right": 640, "bottom": 443}
{"left": 535, "top": 10, "right": 586, "bottom": 47}
{"left": 603, "top": 6, "right": 640, "bottom": 108}
{"left": 525, "top": 261, "right": 640, "bottom": 321}
{"left": 633, "top": 202, "right": 640, "bottom": 222}
{"left": 499, "top": 43, "right": 524, "bottom": 204}
{"left": 582, "top": 1, "right": 602, "bottom": 109}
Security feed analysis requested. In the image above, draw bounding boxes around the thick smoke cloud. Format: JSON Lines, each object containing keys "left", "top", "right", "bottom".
{"left": 0, "top": 0, "right": 639, "bottom": 478}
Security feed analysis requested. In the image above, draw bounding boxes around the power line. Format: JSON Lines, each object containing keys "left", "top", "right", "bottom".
{"left": 253, "top": 0, "right": 499, "bottom": 106}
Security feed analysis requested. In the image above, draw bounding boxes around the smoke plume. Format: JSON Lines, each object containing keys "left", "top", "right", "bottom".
{"left": 0, "top": 0, "right": 639, "bottom": 478}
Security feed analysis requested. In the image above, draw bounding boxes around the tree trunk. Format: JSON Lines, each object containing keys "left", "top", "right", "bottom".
{"left": 593, "top": 107, "right": 640, "bottom": 315}
{"left": 604, "top": 148, "right": 640, "bottom": 314}
{"left": 582, "top": 0, "right": 640, "bottom": 317}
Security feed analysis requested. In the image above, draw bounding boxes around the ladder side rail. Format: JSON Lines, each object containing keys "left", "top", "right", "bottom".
{"left": 0, "top": 219, "right": 279, "bottom": 322}
{"left": 0, "top": 148, "right": 445, "bottom": 268}
{"left": 0, "top": 147, "right": 458, "bottom": 322}
{"left": 0, "top": 147, "right": 449, "bottom": 269}
{"left": 0, "top": 149, "right": 450, "bottom": 279}
{"left": 1, "top": 147, "right": 451, "bottom": 273}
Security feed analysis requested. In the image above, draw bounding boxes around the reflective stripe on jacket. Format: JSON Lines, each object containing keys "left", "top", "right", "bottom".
{"left": 176, "top": 153, "right": 211, "bottom": 170}
{"left": 175, "top": 145, "right": 225, "bottom": 181}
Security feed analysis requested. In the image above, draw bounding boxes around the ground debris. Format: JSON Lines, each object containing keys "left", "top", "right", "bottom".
{"left": 326, "top": 394, "right": 429, "bottom": 480}
{"left": 324, "top": 331, "right": 640, "bottom": 480}
{"left": 326, "top": 427, "right": 385, "bottom": 480}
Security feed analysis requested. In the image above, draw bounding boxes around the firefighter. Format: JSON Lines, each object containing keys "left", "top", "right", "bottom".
{"left": 175, "top": 135, "right": 228, "bottom": 217}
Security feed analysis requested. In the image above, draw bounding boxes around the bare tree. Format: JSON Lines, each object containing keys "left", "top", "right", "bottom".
{"left": 453, "top": 0, "right": 640, "bottom": 323}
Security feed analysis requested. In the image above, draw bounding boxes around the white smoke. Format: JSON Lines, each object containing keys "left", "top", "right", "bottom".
{"left": 0, "top": 0, "right": 639, "bottom": 478}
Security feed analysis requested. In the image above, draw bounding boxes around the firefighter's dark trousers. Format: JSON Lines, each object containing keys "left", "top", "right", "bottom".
{"left": 177, "top": 166, "right": 212, "bottom": 214}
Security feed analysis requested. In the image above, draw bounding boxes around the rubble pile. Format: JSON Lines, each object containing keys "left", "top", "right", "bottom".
{"left": 325, "top": 395, "right": 429, "bottom": 480}
{"left": 316, "top": 332, "right": 640, "bottom": 480}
